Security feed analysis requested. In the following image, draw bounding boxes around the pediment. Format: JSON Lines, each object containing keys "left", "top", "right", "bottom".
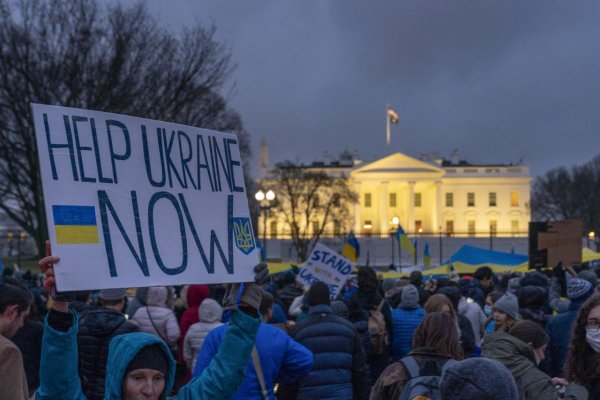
{"left": 353, "top": 152, "right": 445, "bottom": 175}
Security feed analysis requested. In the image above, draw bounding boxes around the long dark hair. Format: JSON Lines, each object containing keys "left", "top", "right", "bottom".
{"left": 565, "top": 294, "right": 600, "bottom": 386}
{"left": 412, "top": 312, "right": 464, "bottom": 360}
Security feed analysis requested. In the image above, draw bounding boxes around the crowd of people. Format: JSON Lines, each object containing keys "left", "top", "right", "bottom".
{"left": 1, "top": 251, "right": 600, "bottom": 399}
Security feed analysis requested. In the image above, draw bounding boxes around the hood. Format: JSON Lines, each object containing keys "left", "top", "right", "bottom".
{"left": 147, "top": 286, "right": 169, "bottom": 307}
{"left": 187, "top": 285, "right": 210, "bottom": 308}
{"left": 135, "top": 287, "right": 149, "bottom": 303}
{"left": 400, "top": 284, "right": 419, "bottom": 309}
{"left": 198, "top": 298, "right": 223, "bottom": 323}
{"left": 105, "top": 332, "right": 175, "bottom": 399}
{"left": 482, "top": 331, "right": 536, "bottom": 377}
{"left": 81, "top": 309, "right": 126, "bottom": 336}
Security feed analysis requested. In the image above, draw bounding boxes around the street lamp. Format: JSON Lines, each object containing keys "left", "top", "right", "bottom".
{"left": 588, "top": 231, "right": 596, "bottom": 250}
{"left": 255, "top": 189, "right": 276, "bottom": 259}
{"left": 390, "top": 216, "right": 399, "bottom": 270}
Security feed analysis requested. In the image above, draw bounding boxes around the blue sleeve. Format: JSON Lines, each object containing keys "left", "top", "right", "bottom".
{"left": 177, "top": 310, "right": 261, "bottom": 400}
{"left": 277, "top": 334, "right": 314, "bottom": 384}
{"left": 35, "top": 311, "right": 86, "bottom": 400}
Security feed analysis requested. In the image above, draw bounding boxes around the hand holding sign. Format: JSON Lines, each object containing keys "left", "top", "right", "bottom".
{"left": 38, "top": 240, "right": 68, "bottom": 313}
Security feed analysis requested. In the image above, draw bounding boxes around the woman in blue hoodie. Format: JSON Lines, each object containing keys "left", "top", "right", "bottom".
{"left": 35, "top": 247, "right": 269, "bottom": 400}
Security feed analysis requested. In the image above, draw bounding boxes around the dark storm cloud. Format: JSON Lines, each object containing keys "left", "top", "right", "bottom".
{"left": 139, "top": 0, "right": 600, "bottom": 176}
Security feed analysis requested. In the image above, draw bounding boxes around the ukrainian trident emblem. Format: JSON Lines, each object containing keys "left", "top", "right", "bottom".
{"left": 233, "top": 217, "right": 256, "bottom": 255}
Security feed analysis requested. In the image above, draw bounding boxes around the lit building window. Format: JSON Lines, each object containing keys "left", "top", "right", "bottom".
{"left": 445, "top": 193, "right": 453, "bottom": 207}
{"left": 414, "top": 193, "right": 422, "bottom": 207}
{"left": 511, "top": 220, "right": 519, "bottom": 234}
{"left": 389, "top": 193, "right": 397, "bottom": 207}
{"left": 467, "top": 192, "right": 475, "bottom": 207}
{"left": 489, "top": 220, "right": 497, "bottom": 237}
{"left": 489, "top": 192, "right": 497, "bottom": 207}
{"left": 364, "top": 193, "right": 372, "bottom": 208}
{"left": 446, "top": 220, "right": 454, "bottom": 236}
{"left": 415, "top": 220, "right": 422, "bottom": 233}
{"left": 269, "top": 220, "right": 278, "bottom": 239}
{"left": 363, "top": 220, "right": 372, "bottom": 237}
{"left": 511, "top": 191, "right": 520, "bottom": 207}
{"left": 468, "top": 220, "right": 476, "bottom": 237}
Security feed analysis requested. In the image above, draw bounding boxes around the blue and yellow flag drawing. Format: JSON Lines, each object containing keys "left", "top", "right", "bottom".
{"left": 53, "top": 205, "right": 99, "bottom": 244}
{"left": 394, "top": 225, "right": 415, "bottom": 257}
{"left": 424, "top": 241, "right": 432, "bottom": 267}
{"left": 342, "top": 231, "right": 360, "bottom": 262}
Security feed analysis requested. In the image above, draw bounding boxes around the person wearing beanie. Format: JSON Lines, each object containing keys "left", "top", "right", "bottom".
{"left": 492, "top": 291, "right": 519, "bottom": 332}
{"left": 37, "top": 255, "right": 270, "bottom": 400}
{"left": 390, "top": 284, "right": 425, "bottom": 361}
{"left": 440, "top": 358, "right": 518, "bottom": 400}
{"left": 183, "top": 299, "right": 223, "bottom": 371}
{"left": 545, "top": 278, "right": 595, "bottom": 378}
{"left": 278, "top": 281, "right": 370, "bottom": 400}
{"left": 77, "top": 287, "right": 139, "bottom": 400}
{"left": 483, "top": 320, "right": 588, "bottom": 400}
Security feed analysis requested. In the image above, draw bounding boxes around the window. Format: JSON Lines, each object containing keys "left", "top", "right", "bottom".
{"left": 489, "top": 192, "right": 497, "bottom": 207}
{"left": 415, "top": 220, "right": 422, "bottom": 233}
{"left": 364, "top": 193, "right": 372, "bottom": 208}
{"left": 511, "top": 220, "right": 519, "bottom": 234}
{"left": 446, "top": 220, "right": 454, "bottom": 236}
{"left": 511, "top": 191, "right": 520, "bottom": 207}
{"left": 269, "top": 220, "right": 278, "bottom": 239}
{"left": 489, "top": 220, "right": 497, "bottom": 237}
{"left": 363, "top": 220, "right": 372, "bottom": 237}
{"left": 467, "top": 192, "right": 475, "bottom": 207}
{"left": 333, "top": 220, "right": 341, "bottom": 237}
{"left": 414, "top": 193, "right": 422, "bottom": 207}
{"left": 445, "top": 193, "right": 454, "bottom": 207}
{"left": 389, "top": 193, "right": 397, "bottom": 208}
{"left": 468, "top": 220, "right": 476, "bottom": 237}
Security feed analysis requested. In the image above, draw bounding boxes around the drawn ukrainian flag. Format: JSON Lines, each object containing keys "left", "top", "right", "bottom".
{"left": 53, "top": 205, "right": 99, "bottom": 244}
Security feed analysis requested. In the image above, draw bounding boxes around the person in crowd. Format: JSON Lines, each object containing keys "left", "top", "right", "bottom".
{"left": 77, "top": 288, "right": 140, "bottom": 400}
{"left": 177, "top": 284, "right": 210, "bottom": 382}
{"left": 409, "top": 271, "right": 430, "bottom": 307}
{"left": 545, "top": 278, "right": 594, "bottom": 378}
{"left": 457, "top": 280, "right": 487, "bottom": 355}
{"left": 470, "top": 266, "right": 495, "bottom": 308}
{"left": 517, "top": 274, "right": 551, "bottom": 328}
{"left": 492, "top": 290, "right": 519, "bottom": 332}
{"left": 279, "top": 281, "right": 370, "bottom": 400}
{"left": 440, "top": 358, "right": 519, "bottom": 400}
{"left": 483, "top": 319, "right": 588, "bottom": 399}
{"left": 0, "top": 281, "right": 32, "bottom": 400}
{"left": 11, "top": 300, "right": 44, "bottom": 397}
{"left": 565, "top": 294, "right": 600, "bottom": 398}
{"left": 484, "top": 291, "right": 503, "bottom": 334}
{"left": 346, "top": 266, "right": 393, "bottom": 383}
{"left": 36, "top": 248, "right": 270, "bottom": 400}
{"left": 126, "top": 286, "right": 149, "bottom": 317}
{"left": 370, "top": 312, "right": 463, "bottom": 400}
{"left": 132, "top": 285, "right": 181, "bottom": 347}
{"left": 425, "top": 292, "right": 475, "bottom": 357}
{"left": 391, "top": 284, "right": 425, "bottom": 361}
{"left": 194, "top": 290, "right": 313, "bottom": 399}
{"left": 183, "top": 298, "right": 223, "bottom": 371}
{"left": 69, "top": 290, "right": 93, "bottom": 318}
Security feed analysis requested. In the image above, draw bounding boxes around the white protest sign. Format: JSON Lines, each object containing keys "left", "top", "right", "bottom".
{"left": 32, "top": 104, "right": 258, "bottom": 290}
{"left": 297, "top": 242, "right": 354, "bottom": 299}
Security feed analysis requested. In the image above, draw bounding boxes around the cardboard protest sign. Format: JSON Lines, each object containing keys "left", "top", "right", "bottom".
{"left": 32, "top": 104, "right": 257, "bottom": 290}
{"left": 529, "top": 219, "right": 583, "bottom": 268}
{"left": 296, "top": 242, "right": 354, "bottom": 299}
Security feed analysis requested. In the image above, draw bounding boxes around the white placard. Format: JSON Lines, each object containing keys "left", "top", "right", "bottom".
{"left": 297, "top": 242, "right": 354, "bottom": 299}
{"left": 32, "top": 104, "right": 258, "bottom": 290}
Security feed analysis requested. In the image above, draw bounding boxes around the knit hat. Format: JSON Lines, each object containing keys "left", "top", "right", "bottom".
{"left": 330, "top": 300, "right": 349, "bottom": 318}
{"left": 99, "top": 288, "right": 127, "bottom": 301}
{"left": 400, "top": 284, "right": 419, "bottom": 309}
{"left": 307, "top": 281, "right": 331, "bottom": 306}
{"left": 126, "top": 344, "right": 169, "bottom": 377}
{"left": 578, "top": 270, "right": 598, "bottom": 287}
{"left": 440, "top": 358, "right": 518, "bottom": 400}
{"left": 509, "top": 320, "right": 549, "bottom": 349}
{"left": 198, "top": 298, "right": 223, "bottom": 323}
{"left": 567, "top": 278, "right": 593, "bottom": 301}
{"left": 493, "top": 291, "right": 519, "bottom": 321}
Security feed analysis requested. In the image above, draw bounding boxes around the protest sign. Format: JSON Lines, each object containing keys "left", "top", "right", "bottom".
{"left": 296, "top": 242, "right": 354, "bottom": 299}
{"left": 32, "top": 104, "right": 257, "bottom": 290}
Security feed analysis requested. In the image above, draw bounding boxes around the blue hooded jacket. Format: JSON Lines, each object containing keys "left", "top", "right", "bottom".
{"left": 36, "top": 309, "right": 260, "bottom": 400}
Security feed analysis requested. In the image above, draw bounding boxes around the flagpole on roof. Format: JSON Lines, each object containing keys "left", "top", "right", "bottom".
{"left": 386, "top": 104, "right": 391, "bottom": 147}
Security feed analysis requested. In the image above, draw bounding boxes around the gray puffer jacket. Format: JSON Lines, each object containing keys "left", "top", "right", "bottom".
{"left": 131, "top": 286, "right": 180, "bottom": 346}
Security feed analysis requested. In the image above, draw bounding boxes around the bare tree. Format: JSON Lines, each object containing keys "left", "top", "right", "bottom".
{"left": 531, "top": 155, "right": 600, "bottom": 234}
{"left": 0, "top": 0, "right": 251, "bottom": 255}
{"left": 266, "top": 165, "right": 357, "bottom": 261}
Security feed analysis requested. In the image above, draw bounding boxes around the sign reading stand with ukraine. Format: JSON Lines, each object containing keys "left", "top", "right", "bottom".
{"left": 32, "top": 104, "right": 257, "bottom": 291}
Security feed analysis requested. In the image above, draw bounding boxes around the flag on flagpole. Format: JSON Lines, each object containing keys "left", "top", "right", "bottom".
{"left": 394, "top": 225, "right": 415, "bottom": 258}
{"left": 387, "top": 107, "right": 399, "bottom": 124}
{"left": 342, "top": 231, "right": 360, "bottom": 262}
{"left": 424, "top": 241, "right": 432, "bottom": 267}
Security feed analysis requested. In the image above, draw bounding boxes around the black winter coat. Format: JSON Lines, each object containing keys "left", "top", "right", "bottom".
{"left": 77, "top": 308, "right": 139, "bottom": 400}
{"left": 282, "top": 305, "right": 370, "bottom": 400}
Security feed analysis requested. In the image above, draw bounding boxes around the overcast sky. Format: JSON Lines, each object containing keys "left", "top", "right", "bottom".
{"left": 132, "top": 1, "right": 600, "bottom": 178}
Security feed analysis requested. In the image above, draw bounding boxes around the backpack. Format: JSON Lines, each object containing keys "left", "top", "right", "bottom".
{"left": 398, "top": 356, "right": 458, "bottom": 400}
{"left": 368, "top": 300, "right": 388, "bottom": 355}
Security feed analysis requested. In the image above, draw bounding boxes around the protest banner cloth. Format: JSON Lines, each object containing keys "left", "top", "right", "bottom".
{"left": 32, "top": 104, "right": 258, "bottom": 290}
{"left": 296, "top": 242, "right": 354, "bottom": 299}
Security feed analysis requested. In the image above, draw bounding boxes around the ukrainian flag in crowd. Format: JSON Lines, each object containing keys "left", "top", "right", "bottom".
{"left": 342, "top": 231, "right": 360, "bottom": 262}
{"left": 53, "top": 205, "right": 99, "bottom": 244}
{"left": 424, "top": 241, "right": 432, "bottom": 267}
{"left": 395, "top": 225, "right": 415, "bottom": 257}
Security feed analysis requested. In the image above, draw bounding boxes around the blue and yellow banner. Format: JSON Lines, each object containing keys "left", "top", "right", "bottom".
{"left": 53, "top": 205, "right": 99, "bottom": 244}
{"left": 342, "top": 231, "right": 360, "bottom": 262}
{"left": 395, "top": 225, "right": 415, "bottom": 257}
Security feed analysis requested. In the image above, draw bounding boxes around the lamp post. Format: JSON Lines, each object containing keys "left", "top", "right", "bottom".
{"left": 390, "top": 216, "right": 399, "bottom": 269}
{"left": 255, "top": 189, "right": 276, "bottom": 260}
{"left": 588, "top": 231, "right": 596, "bottom": 250}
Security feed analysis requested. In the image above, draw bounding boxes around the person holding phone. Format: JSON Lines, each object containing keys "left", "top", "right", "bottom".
{"left": 35, "top": 241, "right": 270, "bottom": 400}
